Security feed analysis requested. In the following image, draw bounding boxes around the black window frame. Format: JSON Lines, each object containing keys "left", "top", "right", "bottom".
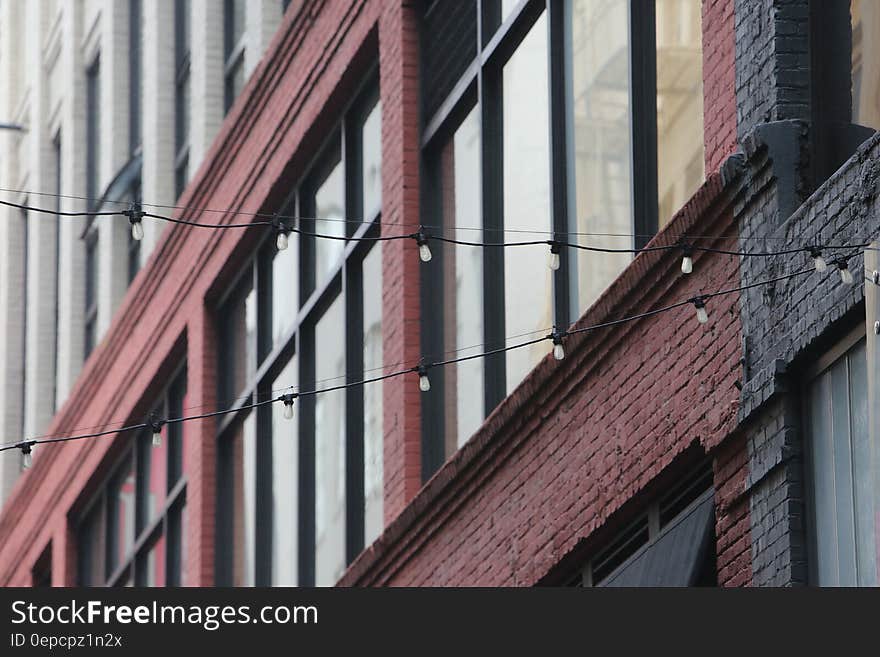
{"left": 76, "top": 365, "right": 188, "bottom": 587}
{"left": 215, "top": 76, "right": 382, "bottom": 587}
{"left": 419, "top": 0, "right": 695, "bottom": 479}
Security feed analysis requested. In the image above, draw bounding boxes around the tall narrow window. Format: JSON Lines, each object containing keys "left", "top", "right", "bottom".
{"left": 84, "top": 222, "right": 98, "bottom": 357}
{"left": 175, "top": 0, "right": 191, "bottom": 198}
{"left": 52, "top": 135, "right": 62, "bottom": 412}
{"left": 129, "top": 0, "right": 142, "bottom": 154}
{"left": 806, "top": 336, "right": 877, "bottom": 586}
{"left": 851, "top": 0, "right": 880, "bottom": 129}
{"left": 86, "top": 57, "right": 101, "bottom": 206}
{"left": 224, "top": 0, "right": 246, "bottom": 113}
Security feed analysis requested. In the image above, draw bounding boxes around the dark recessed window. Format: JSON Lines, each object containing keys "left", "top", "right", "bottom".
{"left": 129, "top": 0, "right": 142, "bottom": 155}
{"left": 86, "top": 56, "right": 101, "bottom": 208}
{"left": 83, "top": 221, "right": 98, "bottom": 358}
{"left": 216, "top": 81, "right": 383, "bottom": 587}
{"left": 76, "top": 367, "right": 188, "bottom": 587}
{"left": 419, "top": 0, "right": 705, "bottom": 478}
{"left": 175, "top": 0, "right": 191, "bottom": 199}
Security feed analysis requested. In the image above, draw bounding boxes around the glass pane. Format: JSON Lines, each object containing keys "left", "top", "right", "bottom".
{"left": 167, "top": 501, "right": 186, "bottom": 586}
{"left": 108, "top": 458, "right": 136, "bottom": 573}
{"left": 313, "top": 156, "right": 346, "bottom": 289}
{"left": 830, "top": 355, "right": 857, "bottom": 585}
{"left": 230, "top": 413, "right": 257, "bottom": 586}
{"left": 142, "top": 532, "right": 166, "bottom": 587}
{"left": 847, "top": 342, "right": 876, "bottom": 585}
{"left": 272, "top": 240, "right": 298, "bottom": 349}
{"left": 440, "top": 105, "right": 484, "bottom": 454}
{"left": 78, "top": 504, "right": 105, "bottom": 586}
{"left": 271, "top": 357, "right": 298, "bottom": 585}
{"left": 809, "top": 367, "right": 839, "bottom": 585}
{"left": 221, "top": 275, "right": 256, "bottom": 404}
{"left": 502, "top": 12, "right": 553, "bottom": 395}
{"left": 138, "top": 428, "right": 166, "bottom": 532}
{"left": 655, "top": 0, "right": 705, "bottom": 226}
{"left": 362, "top": 100, "right": 383, "bottom": 219}
{"left": 363, "top": 245, "right": 384, "bottom": 545}
{"left": 167, "top": 372, "right": 187, "bottom": 489}
{"left": 314, "top": 296, "right": 346, "bottom": 585}
{"left": 567, "top": 0, "right": 633, "bottom": 314}
{"left": 852, "top": 0, "right": 880, "bottom": 129}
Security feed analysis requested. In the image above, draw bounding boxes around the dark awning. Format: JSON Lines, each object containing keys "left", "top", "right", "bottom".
{"left": 601, "top": 492, "right": 714, "bottom": 587}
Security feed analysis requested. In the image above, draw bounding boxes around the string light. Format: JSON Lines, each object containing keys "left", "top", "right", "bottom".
{"left": 274, "top": 215, "right": 292, "bottom": 251}
{"left": 548, "top": 241, "right": 561, "bottom": 271}
{"left": 808, "top": 246, "right": 827, "bottom": 273}
{"left": 551, "top": 328, "right": 566, "bottom": 361}
{"left": 680, "top": 244, "right": 694, "bottom": 274}
{"left": 20, "top": 441, "right": 34, "bottom": 469}
{"left": 835, "top": 259, "right": 854, "bottom": 285}
{"left": 691, "top": 297, "right": 708, "bottom": 325}
{"left": 124, "top": 201, "right": 145, "bottom": 241}
{"left": 281, "top": 393, "right": 296, "bottom": 420}
{"left": 415, "top": 230, "right": 432, "bottom": 263}
{"left": 417, "top": 364, "right": 431, "bottom": 392}
{"left": 149, "top": 414, "right": 165, "bottom": 448}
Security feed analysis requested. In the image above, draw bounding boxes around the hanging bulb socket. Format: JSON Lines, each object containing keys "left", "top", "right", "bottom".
{"left": 125, "top": 201, "right": 145, "bottom": 242}
{"left": 274, "top": 215, "right": 292, "bottom": 252}
{"left": 417, "top": 364, "right": 431, "bottom": 392}
{"left": 149, "top": 415, "right": 165, "bottom": 448}
{"left": 550, "top": 328, "right": 566, "bottom": 361}
{"left": 547, "top": 241, "right": 561, "bottom": 271}
{"left": 415, "top": 230, "right": 432, "bottom": 263}
{"left": 692, "top": 297, "right": 709, "bottom": 325}
{"left": 281, "top": 392, "right": 297, "bottom": 420}
{"left": 836, "top": 259, "right": 854, "bottom": 285}
{"left": 808, "top": 246, "right": 827, "bottom": 273}
{"left": 20, "top": 441, "right": 34, "bottom": 469}
{"left": 871, "top": 270, "right": 880, "bottom": 285}
{"left": 680, "top": 244, "right": 694, "bottom": 275}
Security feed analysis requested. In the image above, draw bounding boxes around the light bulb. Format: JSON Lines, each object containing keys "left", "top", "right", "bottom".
{"left": 276, "top": 230, "right": 289, "bottom": 251}
{"left": 419, "top": 373, "right": 431, "bottom": 392}
{"left": 152, "top": 430, "right": 162, "bottom": 448}
{"left": 419, "top": 242, "right": 432, "bottom": 263}
{"left": 681, "top": 256, "right": 693, "bottom": 274}
{"left": 813, "top": 255, "right": 827, "bottom": 273}
{"left": 548, "top": 250, "right": 561, "bottom": 271}
{"left": 840, "top": 266, "right": 854, "bottom": 285}
{"left": 283, "top": 401, "right": 294, "bottom": 420}
{"left": 23, "top": 449, "right": 32, "bottom": 469}
{"left": 872, "top": 270, "right": 880, "bottom": 285}
{"left": 553, "top": 342, "right": 565, "bottom": 361}
{"left": 695, "top": 305, "right": 708, "bottom": 324}
{"left": 131, "top": 220, "right": 144, "bottom": 241}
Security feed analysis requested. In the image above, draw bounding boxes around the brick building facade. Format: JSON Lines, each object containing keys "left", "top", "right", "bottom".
{"left": 0, "top": 0, "right": 877, "bottom": 588}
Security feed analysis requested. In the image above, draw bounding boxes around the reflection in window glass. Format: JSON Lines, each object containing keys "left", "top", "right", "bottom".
{"left": 567, "top": 0, "right": 633, "bottom": 314}
{"left": 314, "top": 159, "right": 346, "bottom": 288}
{"left": 222, "top": 278, "right": 256, "bottom": 402}
{"left": 852, "top": 0, "right": 880, "bottom": 130}
{"left": 502, "top": 12, "right": 553, "bottom": 395}
{"left": 314, "top": 297, "right": 346, "bottom": 585}
{"left": 272, "top": 241, "right": 298, "bottom": 348}
{"left": 440, "top": 106, "right": 484, "bottom": 454}
{"left": 271, "top": 357, "right": 298, "bottom": 585}
{"left": 362, "top": 245, "right": 384, "bottom": 544}
{"left": 109, "top": 459, "right": 136, "bottom": 573}
{"left": 363, "top": 101, "right": 383, "bottom": 219}
{"left": 230, "top": 412, "right": 257, "bottom": 586}
{"left": 138, "top": 429, "right": 166, "bottom": 532}
{"left": 655, "top": 0, "right": 705, "bottom": 226}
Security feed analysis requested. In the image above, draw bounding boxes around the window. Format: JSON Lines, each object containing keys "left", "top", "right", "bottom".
{"left": 224, "top": 0, "right": 246, "bottom": 114}
{"left": 570, "top": 465, "right": 716, "bottom": 586}
{"left": 127, "top": 179, "right": 142, "bottom": 283}
{"left": 419, "top": 0, "right": 705, "bottom": 477}
{"left": 129, "top": 0, "right": 142, "bottom": 155}
{"left": 851, "top": 0, "right": 880, "bottom": 130}
{"left": 805, "top": 333, "right": 877, "bottom": 586}
{"left": 19, "top": 205, "right": 29, "bottom": 467}
{"left": 83, "top": 221, "right": 98, "bottom": 357}
{"left": 77, "top": 368, "right": 188, "bottom": 586}
{"left": 175, "top": 0, "right": 191, "bottom": 198}
{"left": 52, "top": 135, "right": 61, "bottom": 412}
{"left": 32, "top": 547, "right": 52, "bottom": 587}
{"left": 86, "top": 56, "right": 101, "bottom": 207}
{"left": 216, "top": 83, "right": 382, "bottom": 586}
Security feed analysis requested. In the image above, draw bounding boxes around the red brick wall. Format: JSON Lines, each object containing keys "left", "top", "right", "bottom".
{"left": 702, "top": 0, "right": 738, "bottom": 173}
{"left": 341, "top": 176, "right": 751, "bottom": 586}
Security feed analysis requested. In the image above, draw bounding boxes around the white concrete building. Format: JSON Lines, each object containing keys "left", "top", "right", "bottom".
{"left": 0, "top": 0, "right": 285, "bottom": 503}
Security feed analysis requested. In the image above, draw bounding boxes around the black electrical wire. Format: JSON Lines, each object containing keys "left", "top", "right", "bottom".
{"left": 1, "top": 262, "right": 852, "bottom": 456}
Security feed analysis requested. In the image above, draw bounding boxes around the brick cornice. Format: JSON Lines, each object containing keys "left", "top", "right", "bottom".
{"left": 339, "top": 172, "right": 739, "bottom": 586}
